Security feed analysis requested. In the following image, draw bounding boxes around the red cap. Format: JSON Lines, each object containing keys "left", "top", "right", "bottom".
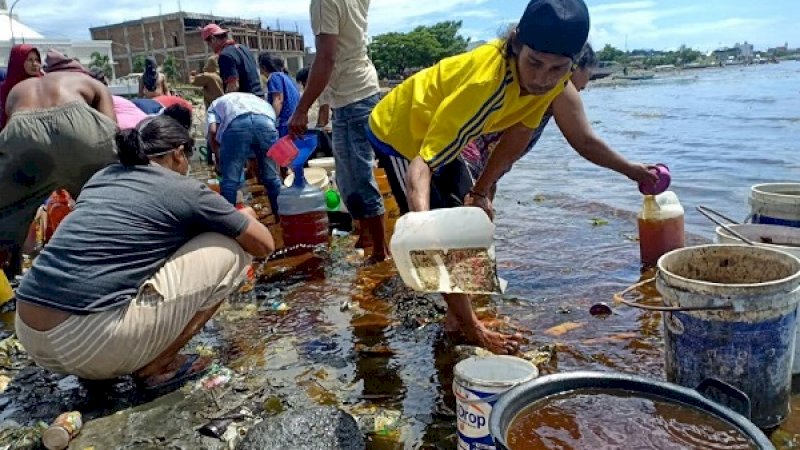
{"left": 201, "top": 24, "right": 228, "bottom": 41}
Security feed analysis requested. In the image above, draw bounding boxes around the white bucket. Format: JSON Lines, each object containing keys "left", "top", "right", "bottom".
{"left": 716, "top": 223, "right": 800, "bottom": 375}
{"left": 453, "top": 356, "right": 538, "bottom": 450}
{"left": 749, "top": 183, "right": 800, "bottom": 227}
{"left": 284, "top": 167, "right": 329, "bottom": 190}
{"left": 308, "top": 157, "right": 336, "bottom": 173}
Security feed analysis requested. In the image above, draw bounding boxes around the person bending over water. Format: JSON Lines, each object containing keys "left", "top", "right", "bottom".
{"left": 367, "top": 0, "right": 654, "bottom": 354}
{"left": 0, "top": 67, "right": 117, "bottom": 276}
{"left": 14, "top": 116, "right": 274, "bottom": 388}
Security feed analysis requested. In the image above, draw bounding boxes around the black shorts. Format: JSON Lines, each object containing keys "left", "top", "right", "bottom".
{"left": 375, "top": 152, "right": 474, "bottom": 215}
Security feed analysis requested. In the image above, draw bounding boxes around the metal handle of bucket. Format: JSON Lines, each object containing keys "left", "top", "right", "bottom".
{"left": 696, "top": 206, "right": 756, "bottom": 246}
{"left": 696, "top": 378, "right": 752, "bottom": 419}
{"left": 613, "top": 277, "right": 734, "bottom": 312}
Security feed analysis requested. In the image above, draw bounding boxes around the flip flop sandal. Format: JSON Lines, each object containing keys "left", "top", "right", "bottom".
{"left": 140, "top": 354, "right": 211, "bottom": 392}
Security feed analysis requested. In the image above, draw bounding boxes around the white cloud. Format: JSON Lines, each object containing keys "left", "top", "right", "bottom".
{"left": 22, "top": 0, "right": 492, "bottom": 40}
{"left": 589, "top": 1, "right": 656, "bottom": 14}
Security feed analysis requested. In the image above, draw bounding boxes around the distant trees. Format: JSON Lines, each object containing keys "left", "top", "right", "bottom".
{"left": 162, "top": 55, "right": 180, "bottom": 82}
{"left": 597, "top": 43, "right": 704, "bottom": 68}
{"left": 88, "top": 52, "right": 112, "bottom": 78}
{"left": 597, "top": 44, "right": 628, "bottom": 63}
{"left": 369, "top": 21, "right": 470, "bottom": 79}
{"left": 132, "top": 55, "right": 146, "bottom": 73}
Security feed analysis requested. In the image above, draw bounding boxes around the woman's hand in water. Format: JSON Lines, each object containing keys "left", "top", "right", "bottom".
{"left": 465, "top": 191, "right": 494, "bottom": 221}
{"left": 625, "top": 163, "right": 659, "bottom": 185}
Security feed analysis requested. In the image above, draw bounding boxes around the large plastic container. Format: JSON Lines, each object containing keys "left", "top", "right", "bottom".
{"left": 391, "top": 207, "right": 505, "bottom": 294}
{"left": 453, "top": 356, "right": 537, "bottom": 450}
{"left": 278, "top": 166, "right": 329, "bottom": 249}
{"left": 490, "top": 371, "right": 773, "bottom": 450}
{"left": 658, "top": 244, "right": 800, "bottom": 428}
{"left": 638, "top": 191, "right": 685, "bottom": 267}
{"left": 749, "top": 183, "right": 800, "bottom": 227}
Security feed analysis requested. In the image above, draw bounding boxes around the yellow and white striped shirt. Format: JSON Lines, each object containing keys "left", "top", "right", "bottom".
{"left": 369, "top": 40, "right": 569, "bottom": 170}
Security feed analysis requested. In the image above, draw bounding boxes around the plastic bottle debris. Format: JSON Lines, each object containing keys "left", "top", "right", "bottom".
{"left": 354, "top": 407, "right": 405, "bottom": 438}
{"left": 41, "top": 412, "right": 82, "bottom": 450}
{"left": 332, "top": 229, "right": 350, "bottom": 238}
{"left": 197, "top": 365, "right": 234, "bottom": 390}
{"left": 264, "top": 300, "right": 289, "bottom": 312}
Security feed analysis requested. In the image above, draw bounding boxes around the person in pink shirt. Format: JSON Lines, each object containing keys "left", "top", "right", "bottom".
{"left": 89, "top": 68, "right": 148, "bottom": 130}
{"left": 112, "top": 95, "right": 149, "bottom": 130}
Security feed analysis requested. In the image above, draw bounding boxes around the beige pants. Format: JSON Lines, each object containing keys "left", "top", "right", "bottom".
{"left": 16, "top": 233, "right": 252, "bottom": 380}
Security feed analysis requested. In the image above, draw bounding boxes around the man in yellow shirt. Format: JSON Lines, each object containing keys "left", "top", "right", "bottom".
{"left": 367, "top": 0, "right": 593, "bottom": 354}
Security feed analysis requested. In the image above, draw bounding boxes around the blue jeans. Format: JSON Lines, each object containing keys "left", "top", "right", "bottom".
{"left": 220, "top": 114, "right": 281, "bottom": 212}
{"left": 332, "top": 94, "right": 384, "bottom": 219}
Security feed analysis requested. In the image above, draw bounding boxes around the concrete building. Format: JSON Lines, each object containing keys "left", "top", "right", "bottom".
{"left": 736, "top": 41, "right": 754, "bottom": 60}
{"left": 0, "top": 0, "right": 114, "bottom": 75}
{"left": 90, "top": 12, "right": 305, "bottom": 81}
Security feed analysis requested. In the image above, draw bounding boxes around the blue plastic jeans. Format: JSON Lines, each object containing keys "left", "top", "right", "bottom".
{"left": 219, "top": 114, "right": 281, "bottom": 212}
{"left": 332, "top": 94, "right": 384, "bottom": 220}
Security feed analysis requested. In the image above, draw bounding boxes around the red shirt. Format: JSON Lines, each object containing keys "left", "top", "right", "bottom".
{"left": 154, "top": 95, "right": 193, "bottom": 113}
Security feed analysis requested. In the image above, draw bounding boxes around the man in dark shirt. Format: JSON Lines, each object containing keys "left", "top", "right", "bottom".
{"left": 201, "top": 24, "right": 264, "bottom": 96}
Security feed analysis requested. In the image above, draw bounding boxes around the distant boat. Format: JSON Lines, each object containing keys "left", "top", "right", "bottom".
{"left": 591, "top": 61, "right": 616, "bottom": 80}
{"left": 616, "top": 73, "right": 655, "bottom": 81}
{"left": 590, "top": 68, "right": 613, "bottom": 80}
{"left": 653, "top": 64, "right": 676, "bottom": 72}
{"left": 684, "top": 62, "right": 712, "bottom": 70}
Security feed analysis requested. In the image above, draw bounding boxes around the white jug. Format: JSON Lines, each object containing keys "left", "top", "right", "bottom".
{"left": 390, "top": 207, "right": 506, "bottom": 294}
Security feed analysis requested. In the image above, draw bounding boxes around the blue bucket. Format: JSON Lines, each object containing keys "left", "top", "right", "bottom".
{"left": 749, "top": 183, "right": 800, "bottom": 227}
{"left": 657, "top": 244, "right": 800, "bottom": 429}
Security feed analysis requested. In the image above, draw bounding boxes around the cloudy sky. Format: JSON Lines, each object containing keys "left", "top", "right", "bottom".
{"left": 21, "top": 0, "right": 797, "bottom": 52}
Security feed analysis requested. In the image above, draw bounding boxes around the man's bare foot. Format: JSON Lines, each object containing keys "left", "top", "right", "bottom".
{"left": 462, "top": 324, "right": 523, "bottom": 355}
{"left": 444, "top": 318, "right": 522, "bottom": 355}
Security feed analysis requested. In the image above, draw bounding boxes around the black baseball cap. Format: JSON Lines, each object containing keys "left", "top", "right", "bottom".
{"left": 517, "top": 0, "right": 590, "bottom": 59}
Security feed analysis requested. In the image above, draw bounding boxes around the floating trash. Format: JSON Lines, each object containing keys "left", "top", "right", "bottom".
{"left": 589, "top": 302, "right": 613, "bottom": 316}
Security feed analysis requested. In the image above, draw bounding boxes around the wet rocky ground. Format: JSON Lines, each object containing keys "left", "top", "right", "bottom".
{"left": 0, "top": 237, "right": 459, "bottom": 450}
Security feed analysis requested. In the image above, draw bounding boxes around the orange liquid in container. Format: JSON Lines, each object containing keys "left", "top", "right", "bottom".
{"left": 280, "top": 211, "right": 329, "bottom": 248}
{"left": 278, "top": 167, "right": 330, "bottom": 253}
{"left": 638, "top": 192, "right": 685, "bottom": 267}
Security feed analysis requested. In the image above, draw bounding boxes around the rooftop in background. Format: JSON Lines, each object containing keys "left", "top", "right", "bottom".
{"left": 89, "top": 11, "right": 264, "bottom": 33}
{"left": 89, "top": 11, "right": 305, "bottom": 81}
{"left": 0, "top": 1, "right": 45, "bottom": 41}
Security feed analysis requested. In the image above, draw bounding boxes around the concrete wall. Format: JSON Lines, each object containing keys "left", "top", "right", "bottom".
{"left": 91, "top": 13, "right": 305, "bottom": 81}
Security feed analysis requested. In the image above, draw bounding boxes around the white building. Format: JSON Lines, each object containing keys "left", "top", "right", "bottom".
{"left": 736, "top": 41, "right": 754, "bottom": 60}
{"left": 0, "top": 0, "right": 114, "bottom": 76}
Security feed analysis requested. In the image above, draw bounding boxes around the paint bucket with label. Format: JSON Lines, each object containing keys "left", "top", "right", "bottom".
{"left": 453, "top": 356, "right": 538, "bottom": 449}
